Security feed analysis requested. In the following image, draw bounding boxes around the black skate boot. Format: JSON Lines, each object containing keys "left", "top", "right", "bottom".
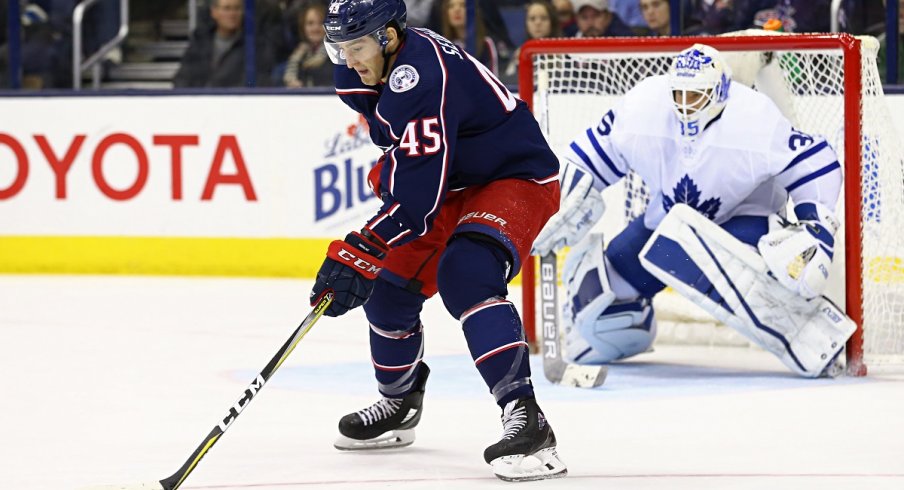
{"left": 484, "top": 396, "right": 567, "bottom": 481}
{"left": 333, "top": 363, "right": 430, "bottom": 450}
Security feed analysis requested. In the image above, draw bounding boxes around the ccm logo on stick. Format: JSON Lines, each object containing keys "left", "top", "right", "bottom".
{"left": 218, "top": 374, "right": 265, "bottom": 432}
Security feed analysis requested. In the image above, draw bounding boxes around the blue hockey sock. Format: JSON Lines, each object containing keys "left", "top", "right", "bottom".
{"left": 364, "top": 278, "right": 427, "bottom": 398}
{"left": 461, "top": 298, "right": 534, "bottom": 407}
{"left": 369, "top": 321, "right": 424, "bottom": 398}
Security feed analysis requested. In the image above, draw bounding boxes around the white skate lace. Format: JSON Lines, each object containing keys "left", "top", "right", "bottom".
{"left": 357, "top": 397, "right": 403, "bottom": 426}
{"left": 499, "top": 400, "right": 527, "bottom": 440}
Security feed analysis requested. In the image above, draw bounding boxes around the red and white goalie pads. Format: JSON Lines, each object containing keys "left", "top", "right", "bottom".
{"left": 638, "top": 204, "right": 855, "bottom": 377}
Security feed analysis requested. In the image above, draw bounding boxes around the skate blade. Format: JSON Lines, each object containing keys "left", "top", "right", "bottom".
{"left": 334, "top": 429, "right": 415, "bottom": 451}
{"left": 490, "top": 447, "right": 568, "bottom": 482}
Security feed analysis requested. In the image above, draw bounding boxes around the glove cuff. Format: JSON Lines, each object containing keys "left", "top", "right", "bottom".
{"left": 793, "top": 202, "right": 839, "bottom": 236}
{"left": 348, "top": 230, "right": 389, "bottom": 259}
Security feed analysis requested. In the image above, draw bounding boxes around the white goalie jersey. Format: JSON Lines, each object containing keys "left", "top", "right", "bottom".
{"left": 563, "top": 74, "right": 843, "bottom": 229}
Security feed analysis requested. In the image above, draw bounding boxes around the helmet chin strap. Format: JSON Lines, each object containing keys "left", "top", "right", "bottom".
{"left": 379, "top": 26, "right": 406, "bottom": 80}
{"left": 379, "top": 49, "right": 394, "bottom": 80}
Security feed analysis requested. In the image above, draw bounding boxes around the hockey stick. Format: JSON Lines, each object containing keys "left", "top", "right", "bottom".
{"left": 83, "top": 291, "right": 334, "bottom": 490}
{"left": 539, "top": 253, "right": 608, "bottom": 388}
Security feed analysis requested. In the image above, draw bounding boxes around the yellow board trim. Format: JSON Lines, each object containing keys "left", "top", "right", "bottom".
{"left": 0, "top": 236, "right": 332, "bottom": 277}
{"left": 0, "top": 236, "right": 525, "bottom": 285}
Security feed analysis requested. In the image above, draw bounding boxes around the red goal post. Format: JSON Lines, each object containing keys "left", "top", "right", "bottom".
{"left": 517, "top": 33, "right": 899, "bottom": 376}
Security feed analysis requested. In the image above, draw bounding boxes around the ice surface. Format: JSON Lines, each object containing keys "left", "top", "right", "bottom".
{"left": 1, "top": 275, "right": 902, "bottom": 490}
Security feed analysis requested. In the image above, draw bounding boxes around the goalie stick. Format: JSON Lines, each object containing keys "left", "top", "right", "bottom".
{"left": 82, "top": 291, "right": 334, "bottom": 490}
{"left": 539, "top": 253, "right": 608, "bottom": 388}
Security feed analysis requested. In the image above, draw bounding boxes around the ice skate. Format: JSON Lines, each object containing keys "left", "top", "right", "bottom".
{"left": 334, "top": 363, "right": 429, "bottom": 450}
{"left": 484, "top": 397, "right": 567, "bottom": 482}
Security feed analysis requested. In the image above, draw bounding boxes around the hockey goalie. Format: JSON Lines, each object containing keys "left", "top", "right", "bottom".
{"left": 531, "top": 43, "right": 856, "bottom": 378}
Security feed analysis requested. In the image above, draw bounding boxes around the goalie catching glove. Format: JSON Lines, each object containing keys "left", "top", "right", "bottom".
{"left": 757, "top": 202, "right": 839, "bottom": 299}
{"left": 532, "top": 165, "right": 606, "bottom": 256}
{"left": 310, "top": 230, "right": 388, "bottom": 317}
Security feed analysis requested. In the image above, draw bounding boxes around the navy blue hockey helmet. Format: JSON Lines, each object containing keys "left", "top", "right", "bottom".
{"left": 324, "top": 0, "right": 408, "bottom": 65}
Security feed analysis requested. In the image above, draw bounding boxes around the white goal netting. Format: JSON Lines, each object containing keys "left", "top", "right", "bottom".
{"left": 524, "top": 33, "right": 904, "bottom": 371}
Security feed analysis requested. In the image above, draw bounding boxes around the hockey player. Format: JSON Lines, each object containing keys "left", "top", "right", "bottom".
{"left": 532, "top": 43, "right": 856, "bottom": 378}
{"left": 310, "top": 0, "right": 566, "bottom": 481}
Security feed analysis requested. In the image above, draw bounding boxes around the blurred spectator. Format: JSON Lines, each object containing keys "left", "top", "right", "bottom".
{"left": 735, "top": 0, "right": 832, "bottom": 33}
{"left": 430, "top": 0, "right": 514, "bottom": 58}
{"left": 554, "top": 0, "right": 579, "bottom": 36}
{"left": 685, "top": 0, "right": 738, "bottom": 34}
{"left": 639, "top": 0, "right": 671, "bottom": 35}
{"left": 174, "top": 0, "right": 277, "bottom": 87}
{"left": 503, "top": 0, "right": 561, "bottom": 83}
{"left": 280, "top": 2, "right": 325, "bottom": 54}
{"left": 441, "top": 0, "right": 502, "bottom": 73}
{"left": 611, "top": 0, "right": 646, "bottom": 28}
{"left": 282, "top": 2, "right": 332, "bottom": 87}
{"left": 572, "top": 0, "right": 635, "bottom": 37}
{"left": 0, "top": 1, "right": 66, "bottom": 88}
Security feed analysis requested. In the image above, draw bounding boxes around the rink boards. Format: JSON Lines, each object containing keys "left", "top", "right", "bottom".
{"left": 2, "top": 92, "right": 904, "bottom": 279}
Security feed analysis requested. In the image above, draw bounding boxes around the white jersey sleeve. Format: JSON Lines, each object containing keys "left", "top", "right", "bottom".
{"left": 767, "top": 117, "right": 842, "bottom": 222}
{"left": 561, "top": 103, "right": 631, "bottom": 191}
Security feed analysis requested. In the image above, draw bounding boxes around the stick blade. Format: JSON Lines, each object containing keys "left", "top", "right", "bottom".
{"left": 558, "top": 363, "right": 608, "bottom": 388}
{"left": 78, "top": 482, "right": 165, "bottom": 490}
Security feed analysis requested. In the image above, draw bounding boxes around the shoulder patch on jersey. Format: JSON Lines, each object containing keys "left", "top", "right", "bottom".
{"left": 389, "top": 64, "right": 419, "bottom": 93}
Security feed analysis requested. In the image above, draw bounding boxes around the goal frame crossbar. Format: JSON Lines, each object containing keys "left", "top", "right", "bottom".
{"left": 517, "top": 34, "right": 867, "bottom": 375}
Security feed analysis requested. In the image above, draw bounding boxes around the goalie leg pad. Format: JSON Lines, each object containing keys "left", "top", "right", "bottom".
{"left": 561, "top": 233, "right": 656, "bottom": 364}
{"left": 561, "top": 233, "right": 617, "bottom": 329}
{"left": 639, "top": 204, "right": 855, "bottom": 378}
{"left": 565, "top": 298, "right": 656, "bottom": 364}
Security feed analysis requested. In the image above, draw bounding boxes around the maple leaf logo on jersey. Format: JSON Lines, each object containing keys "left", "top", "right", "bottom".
{"left": 662, "top": 175, "right": 722, "bottom": 220}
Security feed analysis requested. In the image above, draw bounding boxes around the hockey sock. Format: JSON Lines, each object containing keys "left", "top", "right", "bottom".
{"left": 364, "top": 278, "right": 428, "bottom": 398}
{"left": 369, "top": 321, "right": 424, "bottom": 398}
{"left": 461, "top": 299, "right": 534, "bottom": 407}
{"left": 436, "top": 236, "right": 533, "bottom": 407}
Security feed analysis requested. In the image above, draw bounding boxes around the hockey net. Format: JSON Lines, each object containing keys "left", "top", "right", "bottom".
{"left": 519, "top": 33, "right": 904, "bottom": 374}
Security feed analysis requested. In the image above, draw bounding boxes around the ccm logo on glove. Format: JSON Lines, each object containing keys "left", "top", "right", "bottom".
{"left": 327, "top": 233, "right": 385, "bottom": 280}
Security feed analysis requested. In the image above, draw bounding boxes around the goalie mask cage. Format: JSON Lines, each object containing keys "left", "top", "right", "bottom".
{"left": 519, "top": 33, "right": 904, "bottom": 375}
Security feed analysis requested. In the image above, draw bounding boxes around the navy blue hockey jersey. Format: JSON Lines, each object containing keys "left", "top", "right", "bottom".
{"left": 335, "top": 27, "right": 558, "bottom": 248}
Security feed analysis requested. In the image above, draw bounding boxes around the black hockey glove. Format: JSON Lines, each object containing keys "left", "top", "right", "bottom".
{"left": 310, "top": 231, "right": 388, "bottom": 317}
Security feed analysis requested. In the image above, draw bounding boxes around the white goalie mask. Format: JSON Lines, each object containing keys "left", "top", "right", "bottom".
{"left": 668, "top": 43, "right": 732, "bottom": 136}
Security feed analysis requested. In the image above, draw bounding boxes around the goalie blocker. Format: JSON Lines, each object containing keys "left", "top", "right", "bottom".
{"left": 639, "top": 204, "right": 855, "bottom": 378}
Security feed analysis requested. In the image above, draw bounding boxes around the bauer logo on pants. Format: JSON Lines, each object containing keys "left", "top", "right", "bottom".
{"left": 458, "top": 211, "right": 507, "bottom": 227}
